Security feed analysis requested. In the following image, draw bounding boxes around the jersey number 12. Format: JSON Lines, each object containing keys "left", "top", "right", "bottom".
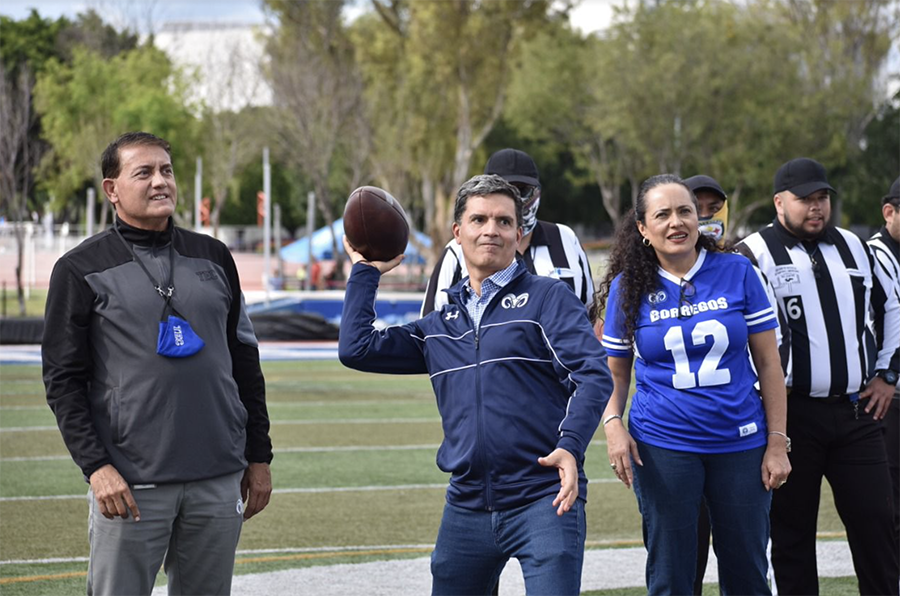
{"left": 663, "top": 320, "right": 732, "bottom": 389}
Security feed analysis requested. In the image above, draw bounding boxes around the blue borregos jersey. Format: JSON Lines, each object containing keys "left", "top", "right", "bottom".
{"left": 602, "top": 250, "right": 778, "bottom": 453}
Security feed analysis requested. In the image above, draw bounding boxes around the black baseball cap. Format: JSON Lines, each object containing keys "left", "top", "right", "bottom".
{"left": 684, "top": 175, "right": 727, "bottom": 201}
{"left": 773, "top": 157, "right": 836, "bottom": 197}
{"left": 484, "top": 148, "right": 540, "bottom": 187}
{"left": 884, "top": 177, "right": 900, "bottom": 204}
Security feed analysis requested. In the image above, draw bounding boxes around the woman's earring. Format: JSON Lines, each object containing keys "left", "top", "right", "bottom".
{"left": 642, "top": 236, "right": 651, "bottom": 247}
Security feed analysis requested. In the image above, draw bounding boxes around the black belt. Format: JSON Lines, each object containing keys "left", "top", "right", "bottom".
{"left": 787, "top": 389, "right": 858, "bottom": 405}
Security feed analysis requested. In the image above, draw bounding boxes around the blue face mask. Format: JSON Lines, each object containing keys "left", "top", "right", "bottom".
{"left": 158, "top": 314, "right": 205, "bottom": 358}
{"left": 115, "top": 221, "right": 205, "bottom": 359}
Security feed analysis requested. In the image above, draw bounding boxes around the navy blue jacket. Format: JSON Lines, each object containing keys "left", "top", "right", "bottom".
{"left": 339, "top": 262, "right": 612, "bottom": 511}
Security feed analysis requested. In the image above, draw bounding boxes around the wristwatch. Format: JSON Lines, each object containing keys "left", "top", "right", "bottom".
{"left": 876, "top": 369, "right": 899, "bottom": 386}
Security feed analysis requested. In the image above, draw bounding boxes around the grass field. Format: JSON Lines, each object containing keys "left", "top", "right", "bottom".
{"left": 0, "top": 360, "right": 853, "bottom": 595}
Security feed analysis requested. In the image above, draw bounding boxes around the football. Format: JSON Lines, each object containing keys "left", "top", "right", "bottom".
{"left": 343, "top": 186, "right": 410, "bottom": 262}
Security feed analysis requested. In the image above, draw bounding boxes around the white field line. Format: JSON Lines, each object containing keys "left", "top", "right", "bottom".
{"left": 0, "top": 532, "right": 846, "bottom": 566}
{"left": 1, "top": 418, "right": 439, "bottom": 432}
{"left": 271, "top": 418, "right": 440, "bottom": 425}
{"left": 1, "top": 426, "right": 58, "bottom": 432}
{"left": 0, "top": 402, "right": 424, "bottom": 412}
{"left": 0, "top": 400, "right": 428, "bottom": 410}
{"left": 1, "top": 455, "right": 70, "bottom": 462}
{"left": 1, "top": 441, "right": 608, "bottom": 462}
{"left": 212, "top": 541, "right": 855, "bottom": 596}
{"left": 0, "top": 476, "right": 619, "bottom": 502}
{"left": 0, "top": 544, "right": 437, "bottom": 566}
{"left": 0, "top": 441, "right": 608, "bottom": 462}
{"left": 266, "top": 400, "right": 429, "bottom": 407}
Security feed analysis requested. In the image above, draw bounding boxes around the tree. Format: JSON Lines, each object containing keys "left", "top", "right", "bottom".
{"left": 504, "top": 0, "right": 897, "bottom": 233}
{"left": 192, "top": 31, "right": 268, "bottom": 236}
{"left": 354, "top": 0, "right": 553, "bottom": 259}
{"left": 264, "top": 0, "right": 364, "bottom": 276}
{"left": 0, "top": 62, "right": 39, "bottom": 315}
{"left": 56, "top": 9, "right": 139, "bottom": 62}
{"left": 0, "top": 11, "right": 68, "bottom": 79}
{"left": 776, "top": 0, "right": 898, "bottom": 224}
{"left": 834, "top": 93, "right": 900, "bottom": 227}
{"left": 504, "top": 18, "right": 636, "bottom": 228}
{"left": 34, "top": 44, "right": 196, "bottom": 226}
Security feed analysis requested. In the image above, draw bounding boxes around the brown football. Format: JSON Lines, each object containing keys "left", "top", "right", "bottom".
{"left": 343, "top": 186, "right": 410, "bottom": 262}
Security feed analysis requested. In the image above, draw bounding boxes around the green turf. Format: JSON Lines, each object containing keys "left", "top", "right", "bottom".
{"left": 0, "top": 288, "right": 47, "bottom": 318}
{"left": 0, "top": 361, "right": 856, "bottom": 595}
{"left": 0, "top": 408, "right": 57, "bottom": 428}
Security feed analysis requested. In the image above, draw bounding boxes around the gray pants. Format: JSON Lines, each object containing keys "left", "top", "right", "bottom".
{"left": 87, "top": 471, "right": 244, "bottom": 596}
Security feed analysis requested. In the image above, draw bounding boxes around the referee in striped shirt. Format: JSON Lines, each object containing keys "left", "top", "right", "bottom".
{"left": 420, "top": 148, "right": 594, "bottom": 316}
{"left": 737, "top": 158, "right": 900, "bottom": 595}
{"left": 869, "top": 176, "right": 900, "bottom": 548}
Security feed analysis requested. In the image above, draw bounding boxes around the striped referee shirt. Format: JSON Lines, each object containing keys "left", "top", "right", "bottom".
{"left": 421, "top": 220, "right": 593, "bottom": 316}
{"left": 737, "top": 220, "right": 900, "bottom": 397}
{"left": 868, "top": 226, "right": 900, "bottom": 375}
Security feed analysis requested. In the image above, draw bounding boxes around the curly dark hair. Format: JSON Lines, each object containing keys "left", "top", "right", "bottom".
{"left": 592, "top": 174, "right": 720, "bottom": 344}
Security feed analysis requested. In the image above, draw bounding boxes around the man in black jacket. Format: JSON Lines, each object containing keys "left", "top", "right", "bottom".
{"left": 42, "top": 132, "right": 273, "bottom": 596}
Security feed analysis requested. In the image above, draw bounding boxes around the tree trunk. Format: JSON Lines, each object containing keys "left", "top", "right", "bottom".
{"left": 313, "top": 177, "right": 344, "bottom": 281}
{"left": 211, "top": 187, "right": 227, "bottom": 239}
{"left": 14, "top": 221, "right": 25, "bottom": 316}
{"left": 586, "top": 140, "right": 622, "bottom": 227}
{"left": 729, "top": 197, "right": 771, "bottom": 241}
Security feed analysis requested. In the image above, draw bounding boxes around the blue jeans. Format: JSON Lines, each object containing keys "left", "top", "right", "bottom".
{"left": 633, "top": 441, "right": 772, "bottom": 596}
{"left": 431, "top": 494, "right": 586, "bottom": 595}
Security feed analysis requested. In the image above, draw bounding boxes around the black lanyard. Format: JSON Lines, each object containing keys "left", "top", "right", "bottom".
{"left": 114, "top": 222, "right": 176, "bottom": 302}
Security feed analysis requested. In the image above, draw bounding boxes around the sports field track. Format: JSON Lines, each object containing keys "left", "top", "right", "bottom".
{"left": 0, "top": 358, "right": 853, "bottom": 595}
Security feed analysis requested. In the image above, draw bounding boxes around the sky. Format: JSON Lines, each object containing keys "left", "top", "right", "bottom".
{"left": 0, "top": 0, "right": 269, "bottom": 24}
{"left": 0, "top": 0, "right": 617, "bottom": 33}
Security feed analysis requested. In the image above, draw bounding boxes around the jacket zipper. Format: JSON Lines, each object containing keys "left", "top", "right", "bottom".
{"left": 448, "top": 291, "right": 493, "bottom": 511}
{"left": 448, "top": 269, "right": 527, "bottom": 512}
{"left": 473, "top": 323, "right": 493, "bottom": 511}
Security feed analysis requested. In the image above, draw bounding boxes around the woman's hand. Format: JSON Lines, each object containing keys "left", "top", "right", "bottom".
{"left": 761, "top": 437, "right": 791, "bottom": 491}
{"left": 605, "top": 419, "right": 642, "bottom": 489}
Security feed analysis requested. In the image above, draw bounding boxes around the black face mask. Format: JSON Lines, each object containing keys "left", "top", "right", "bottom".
{"left": 115, "top": 222, "right": 205, "bottom": 358}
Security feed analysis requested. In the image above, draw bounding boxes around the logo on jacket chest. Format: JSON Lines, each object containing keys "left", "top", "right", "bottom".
{"left": 500, "top": 293, "right": 529, "bottom": 309}
{"left": 445, "top": 310, "right": 460, "bottom": 321}
{"left": 195, "top": 269, "right": 218, "bottom": 282}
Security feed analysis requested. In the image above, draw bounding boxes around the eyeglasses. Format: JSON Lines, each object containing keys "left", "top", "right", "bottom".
{"left": 677, "top": 279, "right": 696, "bottom": 319}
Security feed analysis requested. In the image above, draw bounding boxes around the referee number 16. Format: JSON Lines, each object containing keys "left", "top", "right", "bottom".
{"left": 664, "top": 320, "right": 732, "bottom": 390}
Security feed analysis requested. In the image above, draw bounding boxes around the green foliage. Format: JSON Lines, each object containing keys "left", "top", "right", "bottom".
{"left": 55, "top": 9, "right": 138, "bottom": 62}
{"left": 264, "top": 0, "right": 364, "bottom": 252}
{"left": 832, "top": 95, "right": 900, "bottom": 228}
{"left": 506, "top": 0, "right": 896, "bottom": 231}
{"left": 0, "top": 10, "right": 68, "bottom": 78}
{"left": 225, "top": 150, "right": 309, "bottom": 232}
{"left": 349, "top": 0, "right": 555, "bottom": 255}
{"left": 5, "top": 0, "right": 896, "bottom": 238}
{"left": 33, "top": 44, "right": 197, "bottom": 211}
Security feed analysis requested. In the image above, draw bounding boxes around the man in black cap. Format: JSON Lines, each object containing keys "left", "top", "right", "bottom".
{"left": 685, "top": 174, "right": 728, "bottom": 245}
{"left": 737, "top": 158, "right": 900, "bottom": 595}
{"left": 421, "top": 148, "right": 594, "bottom": 316}
{"left": 868, "top": 176, "right": 900, "bottom": 547}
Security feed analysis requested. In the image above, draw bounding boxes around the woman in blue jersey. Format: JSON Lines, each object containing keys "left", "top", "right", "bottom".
{"left": 596, "top": 174, "right": 791, "bottom": 595}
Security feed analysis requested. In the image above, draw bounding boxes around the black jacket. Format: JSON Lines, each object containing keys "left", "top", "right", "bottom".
{"left": 43, "top": 218, "right": 272, "bottom": 483}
